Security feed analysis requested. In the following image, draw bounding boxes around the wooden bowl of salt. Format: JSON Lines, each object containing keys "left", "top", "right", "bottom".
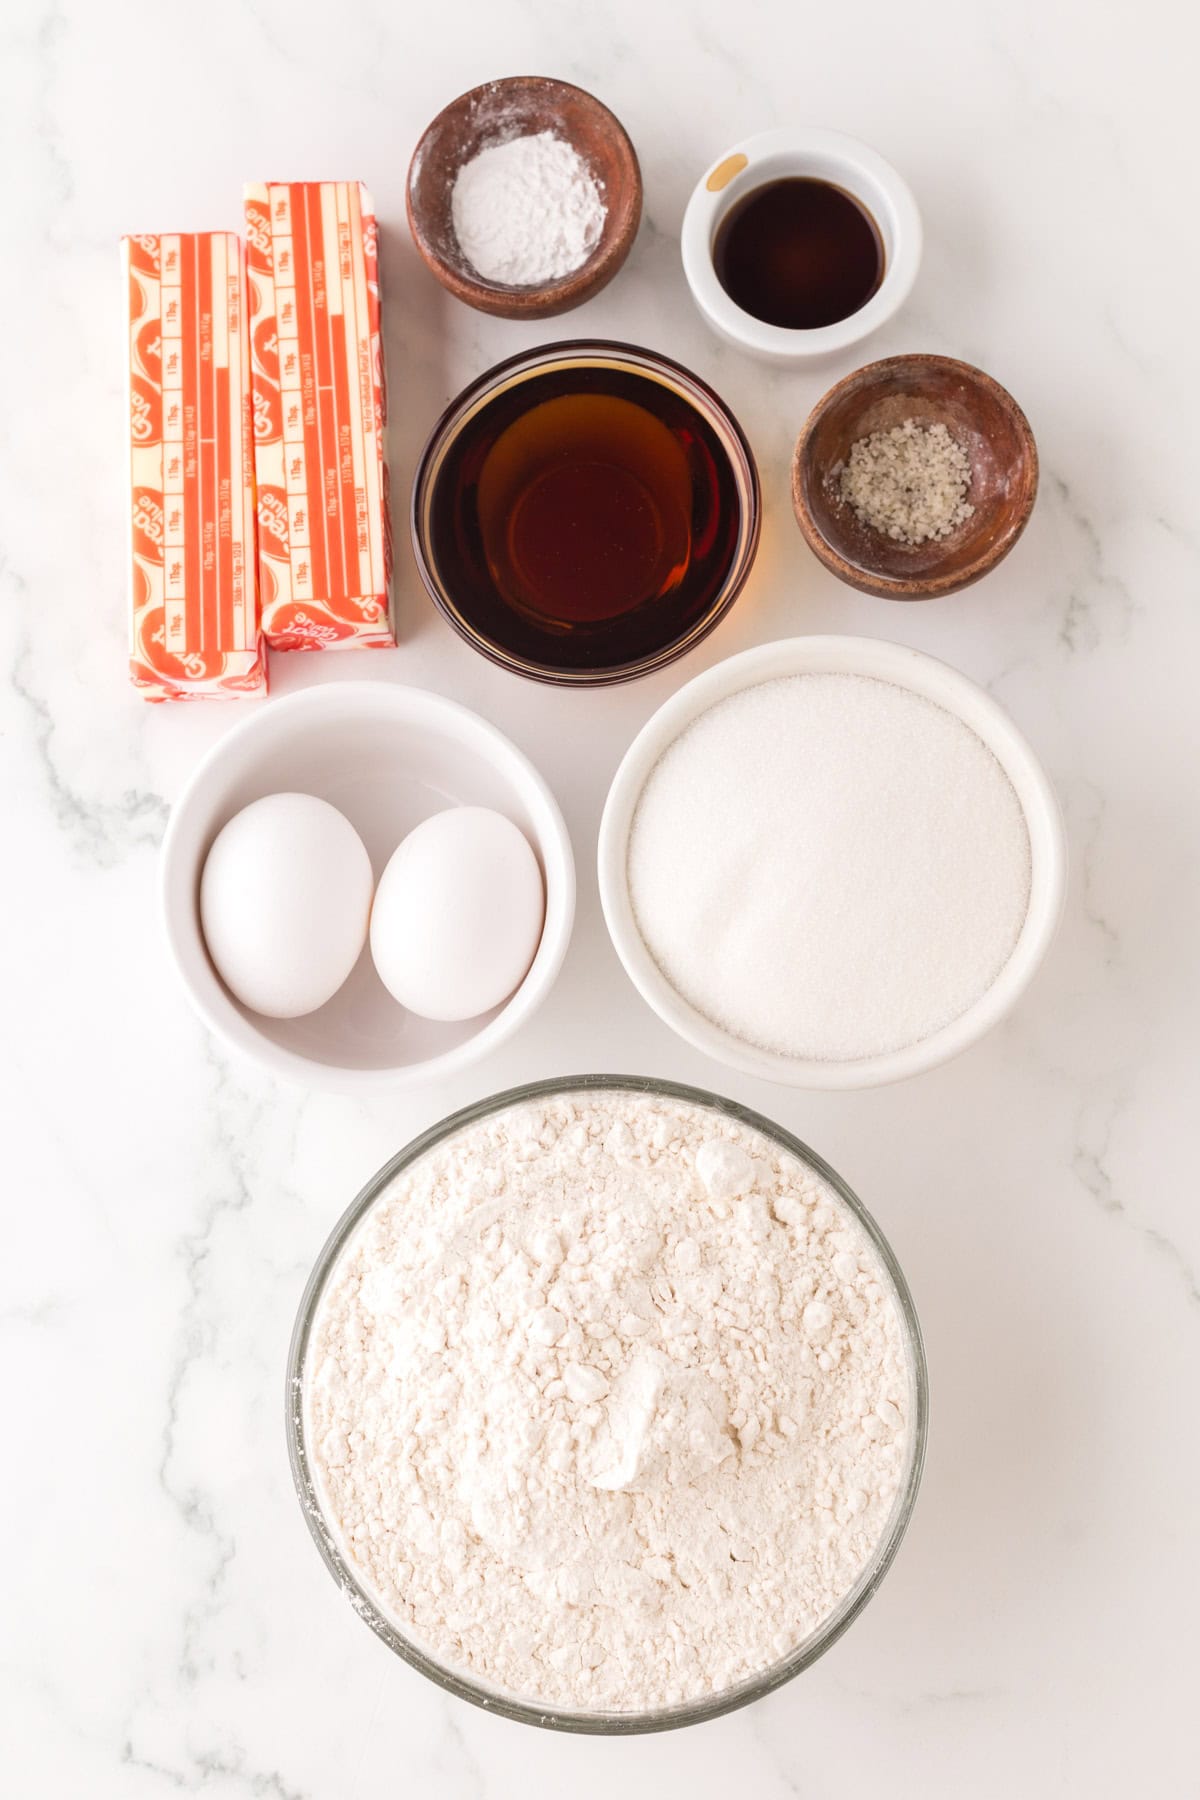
{"left": 793, "top": 353, "right": 1038, "bottom": 600}
{"left": 407, "top": 77, "right": 643, "bottom": 320}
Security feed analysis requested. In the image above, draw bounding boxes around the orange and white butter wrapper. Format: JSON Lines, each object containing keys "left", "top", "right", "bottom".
{"left": 124, "top": 233, "right": 266, "bottom": 700}
{"left": 244, "top": 182, "right": 393, "bottom": 649}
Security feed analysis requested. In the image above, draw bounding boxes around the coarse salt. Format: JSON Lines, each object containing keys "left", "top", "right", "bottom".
{"left": 839, "top": 417, "right": 974, "bottom": 545}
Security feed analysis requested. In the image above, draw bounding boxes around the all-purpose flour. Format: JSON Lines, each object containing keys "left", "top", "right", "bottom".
{"left": 305, "top": 1088, "right": 911, "bottom": 1712}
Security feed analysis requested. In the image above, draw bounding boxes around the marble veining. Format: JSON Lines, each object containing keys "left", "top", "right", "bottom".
{"left": 2, "top": 0, "right": 1197, "bottom": 1795}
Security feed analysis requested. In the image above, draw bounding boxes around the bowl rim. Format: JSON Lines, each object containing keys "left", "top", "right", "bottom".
{"left": 792, "top": 352, "right": 1040, "bottom": 599}
{"left": 598, "top": 636, "right": 1067, "bottom": 1089}
{"left": 286, "top": 1071, "right": 929, "bottom": 1733}
{"left": 159, "top": 681, "right": 576, "bottom": 1090}
{"left": 681, "top": 127, "right": 923, "bottom": 363}
{"left": 409, "top": 337, "right": 762, "bottom": 687}
{"left": 405, "top": 74, "right": 643, "bottom": 316}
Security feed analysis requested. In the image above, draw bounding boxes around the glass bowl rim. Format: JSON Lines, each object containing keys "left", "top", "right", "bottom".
{"left": 408, "top": 340, "right": 762, "bottom": 687}
{"left": 285, "top": 1072, "right": 928, "bottom": 1734}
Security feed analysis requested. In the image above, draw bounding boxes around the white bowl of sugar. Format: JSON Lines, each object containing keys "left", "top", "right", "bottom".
{"left": 598, "top": 637, "right": 1066, "bottom": 1089}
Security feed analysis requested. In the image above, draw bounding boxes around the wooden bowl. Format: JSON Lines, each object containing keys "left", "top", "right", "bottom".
{"left": 792, "top": 354, "right": 1038, "bottom": 599}
{"left": 406, "top": 77, "right": 643, "bottom": 320}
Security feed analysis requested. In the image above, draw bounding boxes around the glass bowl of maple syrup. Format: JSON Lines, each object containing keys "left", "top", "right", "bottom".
{"left": 410, "top": 340, "right": 761, "bottom": 686}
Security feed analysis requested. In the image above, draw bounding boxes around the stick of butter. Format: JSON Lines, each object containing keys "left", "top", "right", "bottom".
{"left": 244, "top": 183, "right": 393, "bottom": 650}
{"left": 124, "top": 232, "right": 267, "bottom": 700}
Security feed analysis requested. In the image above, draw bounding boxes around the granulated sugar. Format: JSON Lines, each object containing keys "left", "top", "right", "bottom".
{"left": 305, "top": 1088, "right": 911, "bottom": 1712}
{"left": 627, "top": 673, "right": 1031, "bottom": 1062}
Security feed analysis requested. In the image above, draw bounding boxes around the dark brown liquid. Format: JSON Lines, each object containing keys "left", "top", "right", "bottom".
{"left": 428, "top": 363, "right": 743, "bottom": 675}
{"left": 713, "top": 178, "right": 884, "bottom": 329}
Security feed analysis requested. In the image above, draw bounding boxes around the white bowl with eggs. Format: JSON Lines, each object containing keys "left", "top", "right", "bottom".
{"left": 161, "top": 682, "right": 575, "bottom": 1090}
{"left": 598, "top": 636, "right": 1066, "bottom": 1090}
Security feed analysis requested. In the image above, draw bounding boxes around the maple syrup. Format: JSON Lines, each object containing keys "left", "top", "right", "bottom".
{"left": 713, "top": 177, "right": 884, "bottom": 330}
{"left": 425, "top": 358, "right": 746, "bottom": 678}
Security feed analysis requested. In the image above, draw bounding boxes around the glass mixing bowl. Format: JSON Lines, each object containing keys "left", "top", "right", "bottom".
{"left": 286, "top": 1074, "right": 928, "bottom": 1733}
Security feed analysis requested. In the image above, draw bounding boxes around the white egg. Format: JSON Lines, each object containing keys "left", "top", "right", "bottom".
{"left": 370, "top": 807, "right": 544, "bottom": 1022}
{"left": 200, "top": 793, "right": 374, "bottom": 1019}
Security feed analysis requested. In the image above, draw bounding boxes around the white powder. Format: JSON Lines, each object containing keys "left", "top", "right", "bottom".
{"left": 305, "top": 1088, "right": 912, "bottom": 1712}
{"left": 628, "top": 674, "right": 1032, "bottom": 1063}
{"left": 450, "top": 131, "right": 607, "bottom": 286}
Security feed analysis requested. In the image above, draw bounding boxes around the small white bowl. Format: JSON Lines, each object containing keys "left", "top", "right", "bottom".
{"left": 598, "top": 637, "right": 1066, "bottom": 1090}
{"left": 681, "top": 128, "right": 922, "bottom": 366}
{"left": 161, "top": 683, "right": 575, "bottom": 1090}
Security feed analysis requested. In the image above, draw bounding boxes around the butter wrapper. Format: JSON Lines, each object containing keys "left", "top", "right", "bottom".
{"left": 245, "top": 182, "right": 393, "bottom": 649}
{"left": 124, "top": 233, "right": 266, "bottom": 700}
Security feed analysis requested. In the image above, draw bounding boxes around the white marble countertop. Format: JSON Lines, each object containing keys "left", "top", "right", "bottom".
{"left": 4, "top": 0, "right": 1197, "bottom": 1793}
